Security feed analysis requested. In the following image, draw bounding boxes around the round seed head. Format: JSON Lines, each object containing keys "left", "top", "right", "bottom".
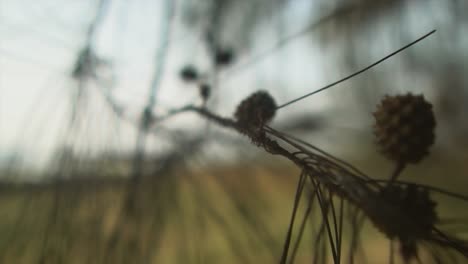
{"left": 373, "top": 93, "right": 436, "bottom": 164}
{"left": 234, "top": 90, "right": 277, "bottom": 130}
{"left": 367, "top": 184, "right": 437, "bottom": 261}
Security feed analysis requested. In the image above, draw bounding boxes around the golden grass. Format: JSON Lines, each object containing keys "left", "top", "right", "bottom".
{"left": 0, "top": 152, "right": 467, "bottom": 263}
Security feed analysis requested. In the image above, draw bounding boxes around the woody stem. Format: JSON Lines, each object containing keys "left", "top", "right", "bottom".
{"left": 388, "top": 162, "right": 406, "bottom": 185}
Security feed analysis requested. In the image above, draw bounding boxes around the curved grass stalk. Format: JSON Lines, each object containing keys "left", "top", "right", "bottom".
{"left": 280, "top": 170, "right": 307, "bottom": 264}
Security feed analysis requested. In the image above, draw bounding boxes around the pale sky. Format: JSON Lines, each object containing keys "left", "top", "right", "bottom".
{"left": 1, "top": 0, "right": 336, "bottom": 169}
{"left": 1, "top": 0, "right": 453, "bottom": 172}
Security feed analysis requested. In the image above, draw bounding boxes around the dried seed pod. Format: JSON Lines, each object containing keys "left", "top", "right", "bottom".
{"left": 180, "top": 65, "right": 198, "bottom": 82}
{"left": 366, "top": 184, "right": 437, "bottom": 261}
{"left": 373, "top": 93, "right": 436, "bottom": 164}
{"left": 234, "top": 90, "right": 276, "bottom": 130}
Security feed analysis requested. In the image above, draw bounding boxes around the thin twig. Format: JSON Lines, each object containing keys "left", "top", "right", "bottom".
{"left": 280, "top": 170, "right": 307, "bottom": 264}
{"left": 329, "top": 193, "right": 341, "bottom": 263}
{"left": 276, "top": 30, "right": 436, "bottom": 109}
{"left": 388, "top": 162, "right": 406, "bottom": 185}
{"left": 389, "top": 239, "right": 395, "bottom": 264}
{"left": 337, "top": 197, "right": 344, "bottom": 263}
{"left": 289, "top": 190, "right": 316, "bottom": 264}
{"left": 312, "top": 179, "right": 339, "bottom": 264}
{"left": 366, "top": 179, "right": 468, "bottom": 202}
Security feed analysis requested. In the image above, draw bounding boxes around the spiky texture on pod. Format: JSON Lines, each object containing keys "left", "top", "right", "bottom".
{"left": 373, "top": 93, "right": 436, "bottom": 164}
{"left": 366, "top": 184, "right": 437, "bottom": 261}
{"left": 234, "top": 90, "right": 276, "bottom": 131}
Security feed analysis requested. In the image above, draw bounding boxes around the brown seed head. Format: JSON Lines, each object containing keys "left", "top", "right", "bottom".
{"left": 234, "top": 90, "right": 277, "bottom": 131}
{"left": 373, "top": 93, "right": 436, "bottom": 164}
{"left": 366, "top": 184, "right": 437, "bottom": 261}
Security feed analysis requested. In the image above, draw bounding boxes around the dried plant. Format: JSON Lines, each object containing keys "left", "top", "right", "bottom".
{"left": 2, "top": 1, "right": 467, "bottom": 261}
{"left": 149, "top": 29, "right": 468, "bottom": 263}
{"left": 175, "top": 96, "right": 468, "bottom": 263}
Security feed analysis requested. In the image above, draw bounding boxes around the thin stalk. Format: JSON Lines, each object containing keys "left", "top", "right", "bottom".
{"left": 312, "top": 221, "right": 327, "bottom": 264}
{"left": 280, "top": 171, "right": 307, "bottom": 264}
{"left": 337, "top": 197, "right": 344, "bottom": 264}
{"left": 312, "top": 179, "right": 339, "bottom": 264}
{"left": 348, "top": 208, "right": 364, "bottom": 264}
{"left": 289, "top": 190, "right": 317, "bottom": 264}
{"left": 388, "top": 162, "right": 406, "bottom": 186}
{"left": 276, "top": 30, "right": 436, "bottom": 109}
{"left": 390, "top": 239, "right": 395, "bottom": 264}
{"left": 329, "top": 193, "right": 341, "bottom": 263}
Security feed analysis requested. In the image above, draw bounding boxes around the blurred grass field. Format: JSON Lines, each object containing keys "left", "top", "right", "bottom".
{"left": 0, "top": 147, "right": 467, "bottom": 263}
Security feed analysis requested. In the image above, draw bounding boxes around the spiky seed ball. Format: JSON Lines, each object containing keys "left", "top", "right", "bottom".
{"left": 234, "top": 90, "right": 276, "bottom": 130}
{"left": 367, "top": 185, "right": 437, "bottom": 261}
{"left": 373, "top": 93, "right": 436, "bottom": 164}
{"left": 373, "top": 185, "right": 437, "bottom": 240}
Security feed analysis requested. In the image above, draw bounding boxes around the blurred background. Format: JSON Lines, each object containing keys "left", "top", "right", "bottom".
{"left": 0, "top": 0, "right": 467, "bottom": 263}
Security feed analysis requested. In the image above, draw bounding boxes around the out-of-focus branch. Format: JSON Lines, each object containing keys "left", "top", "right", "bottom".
{"left": 128, "top": 0, "right": 176, "bottom": 197}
